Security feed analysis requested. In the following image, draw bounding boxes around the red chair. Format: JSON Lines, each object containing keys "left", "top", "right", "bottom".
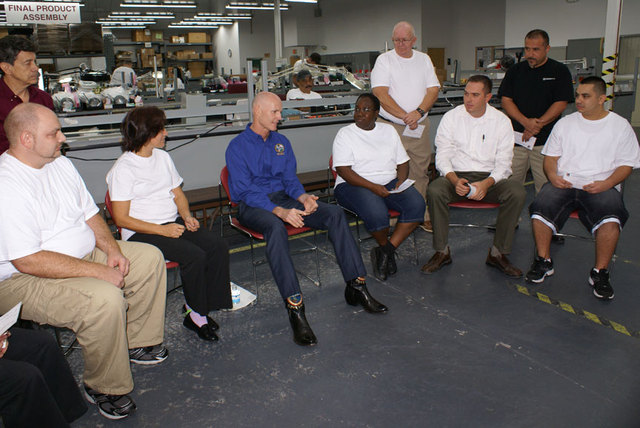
{"left": 447, "top": 200, "right": 500, "bottom": 230}
{"left": 219, "top": 166, "right": 320, "bottom": 299}
{"left": 104, "top": 191, "right": 181, "bottom": 292}
{"left": 329, "top": 157, "right": 419, "bottom": 265}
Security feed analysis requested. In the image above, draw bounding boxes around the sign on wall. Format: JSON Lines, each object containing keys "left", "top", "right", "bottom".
{"left": 4, "top": 2, "right": 81, "bottom": 24}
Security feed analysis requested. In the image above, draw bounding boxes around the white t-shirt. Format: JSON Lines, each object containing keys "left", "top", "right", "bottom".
{"left": 370, "top": 49, "right": 441, "bottom": 125}
{"left": 0, "top": 154, "right": 99, "bottom": 281}
{"left": 286, "top": 88, "right": 322, "bottom": 100}
{"left": 542, "top": 111, "right": 640, "bottom": 184}
{"left": 110, "top": 66, "right": 137, "bottom": 87}
{"left": 106, "top": 148, "right": 183, "bottom": 240}
{"left": 332, "top": 122, "right": 410, "bottom": 186}
{"left": 435, "top": 104, "right": 515, "bottom": 183}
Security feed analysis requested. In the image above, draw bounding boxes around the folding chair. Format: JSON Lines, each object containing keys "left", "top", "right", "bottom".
{"left": 104, "top": 191, "right": 181, "bottom": 293}
{"left": 219, "top": 166, "right": 321, "bottom": 300}
{"left": 329, "top": 157, "right": 419, "bottom": 265}
{"left": 447, "top": 200, "right": 500, "bottom": 230}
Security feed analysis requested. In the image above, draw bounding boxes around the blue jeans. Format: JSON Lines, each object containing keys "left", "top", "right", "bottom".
{"left": 238, "top": 191, "right": 366, "bottom": 300}
{"left": 529, "top": 183, "right": 628, "bottom": 234}
{"left": 334, "top": 179, "right": 426, "bottom": 232}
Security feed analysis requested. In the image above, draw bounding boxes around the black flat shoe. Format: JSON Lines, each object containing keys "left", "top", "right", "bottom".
{"left": 183, "top": 315, "right": 219, "bottom": 342}
{"left": 345, "top": 278, "right": 388, "bottom": 313}
{"left": 183, "top": 305, "right": 219, "bottom": 331}
{"left": 286, "top": 302, "right": 317, "bottom": 346}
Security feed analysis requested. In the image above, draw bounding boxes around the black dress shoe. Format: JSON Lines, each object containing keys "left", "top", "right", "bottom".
{"left": 286, "top": 302, "right": 317, "bottom": 346}
{"left": 345, "top": 278, "right": 388, "bottom": 313}
{"left": 370, "top": 247, "right": 389, "bottom": 281}
{"left": 183, "top": 315, "right": 219, "bottom": 342}
{"left": 183, "top": 305, "right": 220, "bottom": 331}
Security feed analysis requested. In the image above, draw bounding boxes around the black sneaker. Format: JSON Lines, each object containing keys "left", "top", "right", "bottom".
{"left": 589, "top": 268, "right": 614, "bottom": 300}
{"left": 83, "top": 384, "right": 136, "bottom": 420}
{"left": 129, "top": 345, "right": 168, "bottom": 365}
{"left": 525, "top": 256, "right": 554, "bottom": 283}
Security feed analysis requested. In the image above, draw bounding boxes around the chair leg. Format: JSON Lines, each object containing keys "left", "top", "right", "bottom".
{"left": 412, "top": 229, "right": 419, "bottom": 265}
{"left": 313, "top": 230, "right": 321, "bottom": 287}
{"left": 249, "top": 236, "right": 259, "bottom": 302}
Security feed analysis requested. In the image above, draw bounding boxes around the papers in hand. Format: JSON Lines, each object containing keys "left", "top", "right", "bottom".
{"left": 402, "top": 124, "right": 425, "bottom": 138}
{"left": 389, "top": 179, "right": 415, "bottom": 194}
{"left": 0, "top": 302, "right": 21, "bottom": 335}
{"left": 514, "top": 131, "right": 536, "bottom": 150}
{"left": 563, "top": 173, "right": 593, "bottom": 189}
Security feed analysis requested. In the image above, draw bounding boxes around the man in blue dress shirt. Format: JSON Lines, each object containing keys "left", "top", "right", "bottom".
{"left": 226, "top": 92, "right": 388, "bottom": 346}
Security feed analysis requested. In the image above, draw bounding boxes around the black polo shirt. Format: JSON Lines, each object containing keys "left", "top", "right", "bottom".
{"left": 498, "top": 58, "right": 574, "bottom": 146}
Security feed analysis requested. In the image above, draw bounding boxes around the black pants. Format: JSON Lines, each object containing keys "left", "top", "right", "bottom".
{"left": 129, "top": 218, "right": 232, "bottom": 314}
{"left": 0, "top": 328, "right": 87, "bottom": 428}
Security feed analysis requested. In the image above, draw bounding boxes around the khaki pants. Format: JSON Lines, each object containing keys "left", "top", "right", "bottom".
{"left": 511, "top": 145, "right": 547, "bottom": 195}
{"left": 0, "top": 240, "right": 167, "bottom": 395}
{"left": 427, "top": 173, "right": 526, "bottom": 254}
{"left": 378, "top": 117, "right": 432, "bottom": 222}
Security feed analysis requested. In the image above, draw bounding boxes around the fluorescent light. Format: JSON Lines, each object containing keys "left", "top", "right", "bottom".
{"left": 226, "top": 2, "right": 289, "bottom": 10}
{"left": 103, "top": 25, "right": 146, "bottom": 28}
{"left": 121, "top": 0, "right": 196, "bottom": 8}
{"left": 180, "top": 20, "right": 233, "bottom": 25}
{"left": 97, "top": 21, "right": 155, "bottom": 25}
{"left": 168, "top": 24, "right": 219, "bottom": 28}
{"left": 287, "top": 0, "right": 316, "bottom": 2}
{"left": 109, "top": 11, "right": 175, "bottom": 18}
{"left": 195, "top": 12, "right": 252, "bottom": 20}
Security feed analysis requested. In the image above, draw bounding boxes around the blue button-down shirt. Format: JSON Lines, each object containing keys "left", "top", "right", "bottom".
{"left": 226, "top": 124, "right": 305, "bottom": 212}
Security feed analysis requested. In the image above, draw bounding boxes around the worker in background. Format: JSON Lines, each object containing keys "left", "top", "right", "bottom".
{"left": 371, "top": 21, "right": 440, "bottom": 233}
{"left": 0, "top": 35, "right": 53, "bottom": 154}
{"left": 292, "top": 52, "right": 321, "bottom": 87}
{"left": 498, "top": 29, "right": 574, "bottom": 195}
{"left": 526, "top": 77, "right": 640, "bottom": 300}
{"left": 110, "top": 60, "right": 140, "bottom": 89}
{"left": 286, "top": 70, "right": 321, "bottom": 101}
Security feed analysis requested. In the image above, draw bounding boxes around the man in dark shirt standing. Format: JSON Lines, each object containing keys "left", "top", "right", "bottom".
{"left": 0, "top": 35, "right": 54, "bottom": 154}
{"left": 498, "top": 29, "right": 574, "bottom": 195}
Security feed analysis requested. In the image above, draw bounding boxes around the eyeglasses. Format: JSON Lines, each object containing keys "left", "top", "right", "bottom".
{"left": 354, "top": 107, "right": 375, "bottom": 113}
{"left": 392, "top": 38, "right": 413, "bottom": 44}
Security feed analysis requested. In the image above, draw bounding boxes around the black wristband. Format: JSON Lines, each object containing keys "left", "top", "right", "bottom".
{"left": 416, "top": 107, "right": 426, "bottom": 117}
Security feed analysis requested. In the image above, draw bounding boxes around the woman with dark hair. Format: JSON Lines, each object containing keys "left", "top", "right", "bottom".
{"left": 332, "top": 93, "right": 425, "bottom": 281}
{"left": 106, "top": 106, "right": 231, "bottom": 342}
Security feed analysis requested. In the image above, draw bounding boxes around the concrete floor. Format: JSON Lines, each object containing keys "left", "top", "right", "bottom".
{"left": 66, "top": 170, "right": 640, "bottom": 428}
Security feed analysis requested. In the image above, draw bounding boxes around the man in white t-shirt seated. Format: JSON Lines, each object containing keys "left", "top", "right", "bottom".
{"left": 286, "top": 70, "right": 321, "bottom": 101}
{"left": 526, "top": 76, "right": 640, "bottom": 300}
{"left": 0, "top": 103, "right": 168, "bottom": 420}
{"left": 422, "top": 75, "right": 526, "bottom": 277}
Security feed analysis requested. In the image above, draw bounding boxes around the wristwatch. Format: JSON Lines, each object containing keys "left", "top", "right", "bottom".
{"left": 416, "top": 107, "right": 426, "bottom": 117}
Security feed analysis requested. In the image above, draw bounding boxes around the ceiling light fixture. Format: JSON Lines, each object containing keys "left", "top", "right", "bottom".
{"left": 167, "top": 24, "right": 219, "bottom": 28}
{"left": 225, "top": 2, "right": 289, "bottom": 10}
{"left": 121, "top": 0, "right": 196, "bottom": 8}
{"left": 109, "top": 11, "right": 175, "bottom": 18}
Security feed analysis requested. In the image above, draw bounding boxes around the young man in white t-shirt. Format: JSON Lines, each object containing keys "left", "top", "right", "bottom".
{"left": 526, "top": 77, "right": 640, "bottom": 300}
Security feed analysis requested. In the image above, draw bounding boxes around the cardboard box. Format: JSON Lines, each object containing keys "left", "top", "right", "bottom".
{"left": 188, "top": 62, "right": 206, "bottom": 77}
{"left": 170, "top": 35, "right": 185, "bottom": 44}
{"left": 176, "top": 50, "right": 197, "bottom": 60}
{"left": 200, "top": 52, "right": 213, "bottom": 59}
{"left": 140, "top": 48, "right": 155, "bottom": 57}
{"left": 141, "top": 54, "right": 162, "bottom": 68}
{"left": 132, "top": 29, "right": 151, "bottom": 42}
{"left": 151, "top": 31, "right": 163, "bottom": 42}
{"left": 186, "top": 32, "right": 207, "bottom": 43}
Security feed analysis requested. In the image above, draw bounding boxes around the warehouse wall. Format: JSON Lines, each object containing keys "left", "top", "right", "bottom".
{"left": 213, "top": 22, "right": 241, "bottom": 75}
{"left": 505, "top": 0, "right": 640, "bottom": 48}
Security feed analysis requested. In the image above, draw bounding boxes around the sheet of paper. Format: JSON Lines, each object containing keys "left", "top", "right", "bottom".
{"left": 563, "top": 173, "right": 593, "bottom": 189}
{"left": 0, "top": 302, "right": 22, "bottom": 335}
{"left": 402, "top": 124, "right": 425, "bottom": 138}
{"left": 513, "top": 131, "right": 536, "bottom": 150}
{"left": 388, "top": 179, "right": 416, "bottom": 194}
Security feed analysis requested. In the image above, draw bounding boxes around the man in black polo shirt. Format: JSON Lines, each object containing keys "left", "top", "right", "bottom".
{"left": 498, "top": 29, "right": 574, "bottom": 195}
